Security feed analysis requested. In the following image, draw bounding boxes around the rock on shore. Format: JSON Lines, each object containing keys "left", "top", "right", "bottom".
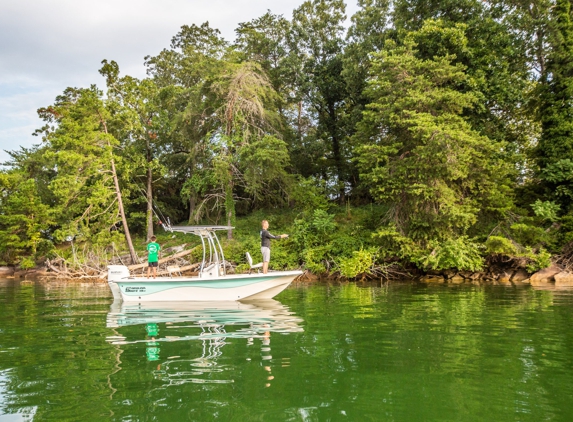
{"left": 418, "top": 263, "right": 573, "bottom": 289}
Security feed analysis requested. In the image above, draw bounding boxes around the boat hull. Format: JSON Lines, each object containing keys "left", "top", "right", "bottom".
{"left": 109, "top": 270, "right": 302, "bottom": 302}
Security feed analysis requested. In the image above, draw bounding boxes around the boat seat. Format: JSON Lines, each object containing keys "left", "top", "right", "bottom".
{"left": 246, "top": 252, "right": 263, "bottom": 273}
{"left": 167, "top": 265, "right": 182, "bottom": 277}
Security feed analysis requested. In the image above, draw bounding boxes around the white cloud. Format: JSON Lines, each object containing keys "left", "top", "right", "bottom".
{"left": 0, "top": 0, "right": 359, "bottom": 163}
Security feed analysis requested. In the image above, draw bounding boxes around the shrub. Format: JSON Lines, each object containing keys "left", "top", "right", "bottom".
{"left": 485, "top": 236, "right": 517, "bottom": 255}
{"left": 338, "top": 248, "right": 377, "bottom": 278}
{"left": 510, "top": 222, "right": 550, "bottom": 247}
{"left": 19, "top": 257, "right": 36, "bottom": 270}
{"left": 421, "top": 237, "right": 484, "bottom": 271}
{"left": 524, "top": 248, "right": 552, "bottom": 273}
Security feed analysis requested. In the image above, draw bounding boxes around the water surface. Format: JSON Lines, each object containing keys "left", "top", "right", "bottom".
{"left": 1, "top": 279, "right": 573, "bottom": 421}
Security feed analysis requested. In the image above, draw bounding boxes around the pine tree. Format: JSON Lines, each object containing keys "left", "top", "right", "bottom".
{"left": 536, "top": 0, "right": 573, "bottom": 209}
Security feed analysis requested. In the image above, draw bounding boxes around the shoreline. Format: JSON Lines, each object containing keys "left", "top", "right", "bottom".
{"left": 3, "top": 263, "right": 573, "bottom": 289}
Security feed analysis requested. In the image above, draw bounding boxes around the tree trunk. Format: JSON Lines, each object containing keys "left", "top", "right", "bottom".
{"left": 327, "top": 103, "right": 345, "bottom": 204}
{"left": 298, "top": 100, "right": 303, "bottom": 141}
{"left": 98, "top": 112, "right": 137, "bottom": 265}
{"left": 146, "top": 164, "right": 154, "bottom": 240}
{"left": 227, "top": 210, "right": 233, "bottom": 240}
{"left": 111, "top": 158, "right": 138, "bottom": 264}
{"left": 146, "top": 139, "right": 154, "bottom": 240}
{"left": 189, "top": 195, "right": 196, "bottom": 224}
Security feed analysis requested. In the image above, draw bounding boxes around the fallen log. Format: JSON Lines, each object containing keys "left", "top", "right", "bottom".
{"left": 126, "top": 248, "right": 195, "bottom": 271}
{"left": 99, "top": 262, "right": 201, "bottom": 278}
{"left": 154, "top": 263, "right": 200, "bottom": 276}
{"left": 46, "top": 259, "right": 64, "bottom": 274}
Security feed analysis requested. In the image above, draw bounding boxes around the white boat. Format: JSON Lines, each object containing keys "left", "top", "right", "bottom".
{"left": 107, "top": 225, "right": 303, "bottom": 302}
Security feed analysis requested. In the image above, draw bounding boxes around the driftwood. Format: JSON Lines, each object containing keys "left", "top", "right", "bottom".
{"left": 153, "top": 263, "right": 200, "bottom": 276}
{"left": 42, "top": 244, "right": 201, "bottom": 279}
{"left": 126, "top": 249, "right": 194, "bottom": 271}
{"left": 46, "top": 259, "right": 64, "bottom": 274}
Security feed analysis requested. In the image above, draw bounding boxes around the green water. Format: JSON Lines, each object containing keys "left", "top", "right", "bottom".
{"left": 1, "top": 280, "right": 573, "bottom": 421}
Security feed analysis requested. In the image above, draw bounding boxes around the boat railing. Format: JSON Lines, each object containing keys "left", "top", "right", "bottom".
{"left": 161, "top": 225, "right": 233, "bottom": 278}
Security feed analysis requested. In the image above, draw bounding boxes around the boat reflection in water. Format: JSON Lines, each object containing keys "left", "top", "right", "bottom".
{"left": 105, "top": 299, "right": 304, "bottom": 386}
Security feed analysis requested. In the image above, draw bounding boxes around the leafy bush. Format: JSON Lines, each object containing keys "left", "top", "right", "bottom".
{"left": 311, "top": 209, "right": 336, "bottom": 233}
{"left": 289, "top": 176, "right": 329, "bottom": 211}
{"left": 485, "top": 236, "right": 517, "bottom": 255}
{"left": 524, "top": 248, "right": 552, "bottom": 273}
{"left": 338, "top": 248, "right": 377, "bottom": 278}
{"left": 421, "top": 237, "right": 483, "bottom": 271}
{"left": 302, "top": 245, "right": 333, "bottom": 274}
{"left": 331, "top": 234, "right": 365, "bottom": 258}
{"left": 35, "top": 239, "right": 56, "bottom": 259}
{"left": 19, "top": 257, "right": 36, "bottom": 270}
{"left": 510, "top": 222, "right": 549, "bottom": 247}
{"left": 531, "top": 200, "right": 560, "bottom": 222}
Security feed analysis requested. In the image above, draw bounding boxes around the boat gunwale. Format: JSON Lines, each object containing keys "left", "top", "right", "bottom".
{"left": 112, "top": 270, "right": 303, "bottom": 284}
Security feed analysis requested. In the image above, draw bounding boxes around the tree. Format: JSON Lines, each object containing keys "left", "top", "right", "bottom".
{"left": 144, "top": 23, "right": 229, "bottom": 225}
{"left": 289, "top": 0, "right": 350, "bottom": 201}
{"left": 353, "top": 22, "right": 512, "bottom": 246}
{"left": 100, "top": 60, "right": 164, "bottom": 241}
{"left": 33, "top": 86, "right": 137, "bottom": 263}
{"left": 0, "top": 166, "right": 52, "bottom": 266}
{"left": 214, "top": 61, "right": 283, "bottom": 237}
{"left": 536, "top": 0, "right": 573, "bottom": 210}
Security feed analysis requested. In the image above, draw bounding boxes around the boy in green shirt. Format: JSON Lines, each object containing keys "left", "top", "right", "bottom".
{"left": 146, "top": 236, "right": 161, "bottom": 278}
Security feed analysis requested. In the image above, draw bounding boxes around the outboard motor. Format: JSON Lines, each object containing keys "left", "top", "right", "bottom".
{"left": 107, "top": 265, "right": 130, "bottom": 300}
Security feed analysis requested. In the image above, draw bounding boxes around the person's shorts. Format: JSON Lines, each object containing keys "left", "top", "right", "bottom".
{"left": 261, "top": 247, "right": 270, "bottom": 263}
{"left": 148, "top": 261, "right": 158, "bottom": 268}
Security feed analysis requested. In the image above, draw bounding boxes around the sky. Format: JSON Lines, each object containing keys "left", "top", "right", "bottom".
{"left": 0, "top": 0, "right": 359, "bottom": 164}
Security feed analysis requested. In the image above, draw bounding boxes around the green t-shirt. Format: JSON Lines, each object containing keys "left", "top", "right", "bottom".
{"left": 147, "top": 242, "right": 160, "bottom": 263}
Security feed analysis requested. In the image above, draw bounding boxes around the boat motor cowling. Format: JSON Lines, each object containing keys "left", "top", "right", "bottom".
{"left": 107, "top": 265, "right": 130, "bottom": 281}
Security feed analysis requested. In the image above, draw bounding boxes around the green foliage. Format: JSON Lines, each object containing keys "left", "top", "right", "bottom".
{"left": 0, "top": 171, "right": 53, "bottom": 264}
{"left": 536, "top": 0, "right": 573, "bottom": 213}
{"left": 354, "top": 21, "right": 511, "bottom": 244}
{"left": 239, "top": 135, "right": 291, "bottom": 202}
{"left": 483, "top": 232, "right": 551, "bottom": 273}
{"left": 524, "top": 248, "right": 552, "bottom": 273}
{"left": 421, "top": 237, "right": 484, "bottom": 272}
{"left": 291, "top": 210, "right": 336, "bottom": 273}
{"left": 509, "top": 223, "right": 550, "bottom": 248}
{"left": 19, "top": 257, "right": 36, "bottom": 270}
{"left": 485, "top": 236, "right": 517, "bottom": 255}
{"left": 338, "top": 248, "right": 377, "bottom": 278}
{"left": 5, "top": 2, "right": 573, "bottom": 273}
{"left": 288, "top": 177, "right": 330, "bottom": 211}
{"left": 531, "top": 199, "right": 561, "bottom": 222}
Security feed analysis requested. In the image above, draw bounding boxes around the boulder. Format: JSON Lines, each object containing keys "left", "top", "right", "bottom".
{"left": 529, "top": 264, "right": 562, "bottom": 286}
{"left": 420, "top": 275, "right": 445, "bottom": 283}
{"left": 511, "top": 269, "right": 530, "bottom": 283}
{"left": 554, "top": 271, "right": 573, "bottom": 287}
{"left": 303, "top": 272, "right": 319, "bottom": 282}
{"left": 0, "top": 266, "right": 14, "bottom": 277}
{"left": 449, "top": 274, "right": 465, "bottom": 284}
{"left": 511, "top": 278, "right": 528, "bottom": 286}
{"left": 498, "top": 271, "right": 513, "bottom": 285}
{"left": 443, "top": 270, "right": 457, "bottom": 279}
